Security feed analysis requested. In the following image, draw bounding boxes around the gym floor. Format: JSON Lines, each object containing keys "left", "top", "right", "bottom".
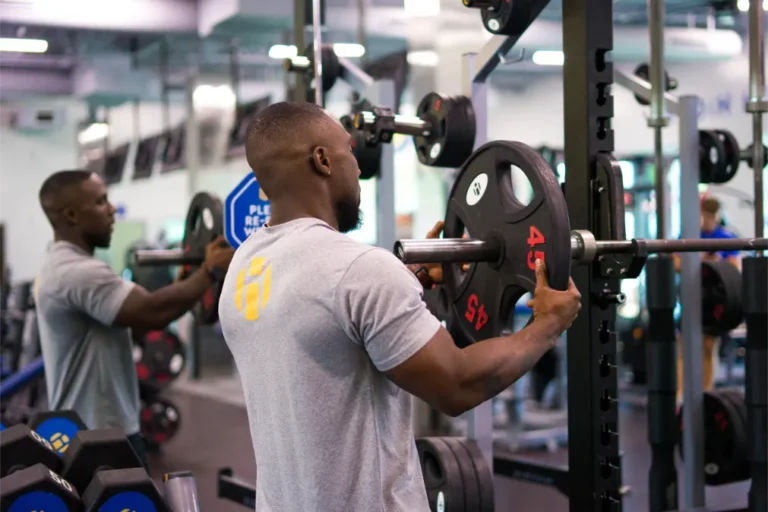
{"left": 148, "top": 387, "right": 750, "bottom": 512}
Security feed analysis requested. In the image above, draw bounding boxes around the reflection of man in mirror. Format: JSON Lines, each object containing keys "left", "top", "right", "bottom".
{"left": 675, "top": 195, "right": 742, "bottom": 405}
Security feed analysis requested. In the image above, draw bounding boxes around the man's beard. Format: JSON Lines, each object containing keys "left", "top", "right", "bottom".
{"left": 84, "top": 232, "right": 112, "bottom": 249}
{"left": 335, "top": 198, "right": 363, "bottom": 234}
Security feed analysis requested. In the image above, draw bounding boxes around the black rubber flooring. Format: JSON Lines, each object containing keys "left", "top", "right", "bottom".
{"left": 147, "top": 391, "right": 750, "bottom": 511}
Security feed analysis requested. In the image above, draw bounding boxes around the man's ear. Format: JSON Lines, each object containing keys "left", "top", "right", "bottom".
{"left": 62, "top": 206, "right": 77, "bottom": 226}
{"left": 310, "top": 146, "right": 332, "bottom": 177}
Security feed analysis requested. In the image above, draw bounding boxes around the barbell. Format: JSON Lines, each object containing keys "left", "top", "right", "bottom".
{"left": 393, "top": 139, "right": 766, "bottom": 347}
{"left": 396, "top": 232, "right": 767, "bottom": 266}
{"left": 133, "top": 192, "right": 224, "bottom": 324}
{"left": 352, "top": 92, "right": 477, "bottom": 168}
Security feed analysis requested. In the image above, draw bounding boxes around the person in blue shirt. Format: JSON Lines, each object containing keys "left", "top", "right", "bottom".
{"left": 698, "top": 196, "right": 741, "bottom": 266}
{"left": 675, "top": 196, "right": 741, "bottom": 404}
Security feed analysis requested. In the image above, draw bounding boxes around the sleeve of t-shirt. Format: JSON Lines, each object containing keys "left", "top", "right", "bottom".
{"left": 59, "top": 256, "right": 136, "bottom": 327}
{"left": 335, "top": 248, "right": 443, "bottom": 372}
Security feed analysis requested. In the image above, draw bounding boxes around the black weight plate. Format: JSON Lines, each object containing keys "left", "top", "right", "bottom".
{"left": 476, "top": 0, "right": 548, "bottom": 37}
{"left": 713, "top": 129, "right": 741, "bottom": 184}
{"left": 414, "top": 93, "right": 476, "bottom": 168}
{"left": 744, "top": 142, "right": 768, "bottom": 169}
{"left": 678, "top": 389, "right": 745, "bottom": 485}
{"left": 133, "top": 329, "right": 186, "bottom": 389}
{"left": 183, "top": 192, "right": 225, "bottom": 324}
{"left": 744, "top": 144, "right": 768, "bottom": 169}
{"left": 633, "top": 63, "right": 651, "bottom": 106}
{"left": 424, "top": 286, "right": 452, "bottom": 326}
{"left": 632, "top": 63, "right": 674, "bottom": 106}
{"left": 305, "top": 43, "right": 340, "bottom": 93}
{"left": 341, "top": 115, "right": 382, "bottom": 180}
{"left": 701, "top": 260, "right": 743, "bottom": 336}
{"left": 698, "top": 130, "right": 727, "bottom": 184}
{"left": 717, "top": 388, "right": 750, "bottom": 482}
{"left": 140, "top": 398, "right": 181, "bottom": 445}
{"left": 454, "top": 438, "right": 495, "bottom": 512}
{"left": 441, "top": 437, "right": 480, "bottom": 512}
{"left": 443, "top": 141, "right": 571, "bottom": 348}
{"left": 415, "top": 437, "right": 465, "bottom": 512}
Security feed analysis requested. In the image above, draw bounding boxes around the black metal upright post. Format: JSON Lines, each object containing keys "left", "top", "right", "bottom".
{"left": 644, "top": 2, "right": 678, "bottom": 506}
{"left": 745, "top": 0, "right": 767, "bottom": 509}
{"left": 292, "top": 0, "right": 307, "bottom": 102}
{"left": 645, "top": 257, "right": 679, "bottom": 512}
{"left": 562, "top": 1, "right": 623, "bottom": 510}
{"left": 744, "top": 256, "right": 767, "bottom": 512}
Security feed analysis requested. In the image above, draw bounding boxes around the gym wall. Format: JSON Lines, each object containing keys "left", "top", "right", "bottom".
{"left": 0, "top": 98, "right": 87, "bottom": 282}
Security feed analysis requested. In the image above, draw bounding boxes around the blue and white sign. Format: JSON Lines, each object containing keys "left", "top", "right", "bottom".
{"left": 225, "top": 174, "right": 271, "bottom": 248}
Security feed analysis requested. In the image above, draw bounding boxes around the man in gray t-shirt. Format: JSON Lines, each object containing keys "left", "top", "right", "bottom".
{"left": 219, "top": 102, "right": 582, "bottom": 511}
{"left": 35, "top": 170, "right": 234, "bottom": 465}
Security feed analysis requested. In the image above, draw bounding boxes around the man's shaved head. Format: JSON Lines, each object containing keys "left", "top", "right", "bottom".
{"left": 39, "top": 169, "right": 116, "bottom": 250}
{"left": 244, "top": 101, "right": 362, "bottom": 233}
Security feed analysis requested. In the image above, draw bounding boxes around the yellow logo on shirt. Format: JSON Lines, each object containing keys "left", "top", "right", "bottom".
{"left": 234, "top": 256, "right": 272, "bottom": 321}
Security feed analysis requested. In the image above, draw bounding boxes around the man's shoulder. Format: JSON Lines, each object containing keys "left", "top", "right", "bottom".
{"left": 38, "top": 244, "right": 109, "bottom": 293}
{"left": 714, "top": 226, "right": 738, "bottom": 239}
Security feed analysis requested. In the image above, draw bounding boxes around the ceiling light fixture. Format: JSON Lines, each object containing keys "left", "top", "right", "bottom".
{"left": 0, "top": 37, "right": 48, "bottom": 53}
{"left": 268, "top": 43, "right": 366, "bottom": 60}
{"left": 532, "top": 50, "right": 564, "bottom": 66}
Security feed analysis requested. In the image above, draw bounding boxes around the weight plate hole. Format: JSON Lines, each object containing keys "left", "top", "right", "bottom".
{"left": 499, "top": 165, "right": 534, "bottom": 213}
{"left": 202, "top": 208, "right": 214, "bottom": 230}
{"left": 170, "top": 354, "right": 184, "bottom": 373}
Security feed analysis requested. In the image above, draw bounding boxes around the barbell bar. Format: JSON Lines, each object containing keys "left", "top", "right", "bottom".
{"left": 395, "top": 230, "right": 768, "bottom": 266}
{"left": 353, "top": 111, "right": 432, "bottom": 138}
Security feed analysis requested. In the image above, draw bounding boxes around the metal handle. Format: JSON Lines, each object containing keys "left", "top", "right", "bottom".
{"left": 133, "top": 249, "right": 204, "bottom": 267}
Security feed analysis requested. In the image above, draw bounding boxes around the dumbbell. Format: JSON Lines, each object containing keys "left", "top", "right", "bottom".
{"left": 0, "top": 423, "right": 62, "bottom": 478}
{"left": 60, "top": 428, "right": 170, "bottom": 510}
{"left": 27, "top": 409, "right": 88, "bottom": 456}
{"left": 0, "top": 463, "right": 82, "bottom": 511}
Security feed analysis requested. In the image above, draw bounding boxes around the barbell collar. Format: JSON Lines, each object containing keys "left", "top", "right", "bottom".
{"left": 746, "top": 100, "right": 768, "bottom": 114}
{"left": 395, "top": 233, "right": 768, "bottom": 265}
{"left": 134, "top": 249, "right": 204, "bottom": 267}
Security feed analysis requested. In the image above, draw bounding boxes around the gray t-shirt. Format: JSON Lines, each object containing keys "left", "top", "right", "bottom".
{"left": 35, "top": 241, "right": 140, "bottom": 435}
{"left": 219, "top": 218, "right": 442, "bottom": 512}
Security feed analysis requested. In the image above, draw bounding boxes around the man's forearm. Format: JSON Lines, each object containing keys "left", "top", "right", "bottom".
{"left": 453, "top": 318, "right": 562, "bottom": 414}
{"left": 147, "top": 268, "right": 213, "bottom": 327}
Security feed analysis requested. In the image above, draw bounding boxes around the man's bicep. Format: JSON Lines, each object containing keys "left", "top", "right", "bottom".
{"left": 338, "top": 250, "right": 443, "bottom": 371}
{"left": 383, "top": 325, "right": 463, "bottom": 411}
{"left": 61, "top": 259, "right": 137, "bottom": 326}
